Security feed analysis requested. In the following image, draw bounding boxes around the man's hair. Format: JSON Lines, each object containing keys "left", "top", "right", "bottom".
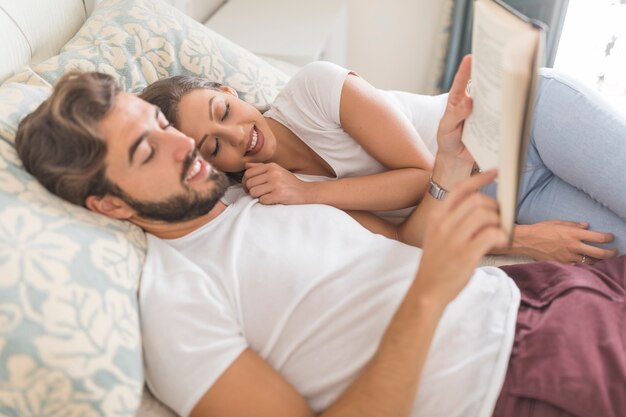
{"left": 139, "top": 76, "right": 222, "bottom": 127}
{"left": 15, "top": 71, "right": 123, "bottom": 206}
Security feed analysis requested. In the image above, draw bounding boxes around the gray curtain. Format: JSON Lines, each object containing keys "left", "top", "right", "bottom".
{"left": 439, "top": 0, "right": 570, "bottom": 91}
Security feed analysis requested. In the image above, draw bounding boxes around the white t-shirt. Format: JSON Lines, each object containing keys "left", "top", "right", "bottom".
{"left": 140, "top": 195, "right": 520, "bottom": 417}
{"left": 263, "top": 61, "right": 448, "bottom": 218}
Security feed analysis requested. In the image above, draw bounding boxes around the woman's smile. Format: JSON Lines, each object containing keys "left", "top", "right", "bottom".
{"left": 245, "top": 124, "right": 265, "bottom": 156}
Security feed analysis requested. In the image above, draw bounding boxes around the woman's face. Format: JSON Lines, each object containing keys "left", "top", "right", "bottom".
{"left": 176, "top": 87, "right": 277, "bottom": 173}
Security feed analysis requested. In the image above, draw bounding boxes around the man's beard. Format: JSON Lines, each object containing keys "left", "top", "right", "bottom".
{"left": 116, "top": 169, "right": 229, "bottom": 223}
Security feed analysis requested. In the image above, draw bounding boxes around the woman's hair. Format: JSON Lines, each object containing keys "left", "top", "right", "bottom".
{"left": 139, "top": 76, "right": 222, "bottom": 127}
{"left": 140, "top": 76, "right": 245, "bottom": 183}
{"left": 15, "top": 71, "right": 124, "bottom": 206}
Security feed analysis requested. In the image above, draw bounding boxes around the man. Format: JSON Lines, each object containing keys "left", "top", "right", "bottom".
{"left": 15, "top": 57, "right": 626, "bottom": 417}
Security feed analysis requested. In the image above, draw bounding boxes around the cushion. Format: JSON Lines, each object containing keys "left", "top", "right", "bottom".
{"left": 32, "top": 0, "right": 289, "bottom": 106}
{"left": 0, "top": 81, "right": 146, "bottom": 414}
{"left": 0, "top": 0, "right": 292, "bottom": 415}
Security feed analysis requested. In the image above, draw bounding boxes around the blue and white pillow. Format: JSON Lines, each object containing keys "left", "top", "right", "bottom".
{"left": 0, "top": 65, "right": 146, "bottom": 417}
{"left": 0, "top": 0, "right": 292, "bottom": 415}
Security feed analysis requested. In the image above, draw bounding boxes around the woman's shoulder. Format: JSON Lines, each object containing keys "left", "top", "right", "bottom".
{"left": 286, "top": 61, "right": 351, "bottom": 93}
{"left": 296, "top": 60, "right": 349, "bottom": 76}
{"left": 269, "top": 61, "right": 352, "bottom": 126}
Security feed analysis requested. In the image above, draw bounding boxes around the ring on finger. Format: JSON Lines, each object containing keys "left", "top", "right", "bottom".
{"left": 581, "top": 254, "right": 587, "bottom": 264}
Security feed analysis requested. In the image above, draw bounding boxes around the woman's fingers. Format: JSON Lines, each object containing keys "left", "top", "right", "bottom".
{"left": 439, "top": 55, "right": 473, "bottom": 135}
{"left": 242, "top": 163, "right": 269, "bottom": 190}
{"left": 448, "top": 55, "right": 472, "bottom": 101}
{"left": 244, "top": 173, "right": 270, "bottom": 189}
{"left": 247, "top": 183, "right": 274, "bottom": 199}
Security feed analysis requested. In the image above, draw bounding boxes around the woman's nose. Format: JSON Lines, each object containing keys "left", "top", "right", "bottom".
{"left": 218, "top": 124, "right": 246, "bottom": 148}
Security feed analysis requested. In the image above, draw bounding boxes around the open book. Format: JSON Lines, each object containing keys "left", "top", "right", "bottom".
{"left": 461, "top": 0, "right": 545, "bottom": 241}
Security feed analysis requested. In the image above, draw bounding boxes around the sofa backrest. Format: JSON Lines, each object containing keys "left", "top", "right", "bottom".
{"left": 0, "top": 0, "right": 87, "bottom": 84}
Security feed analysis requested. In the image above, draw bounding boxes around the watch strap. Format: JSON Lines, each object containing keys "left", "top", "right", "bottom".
{"left": 428, "top": 176, "right": 448, "bottom": 200}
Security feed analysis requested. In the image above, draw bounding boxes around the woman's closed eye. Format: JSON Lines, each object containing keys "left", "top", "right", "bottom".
{"left": 221, "top": 103, "right": 230, "bottom": 121}
{"left": 197, "top": 134, "right": 220, "bottom": 158}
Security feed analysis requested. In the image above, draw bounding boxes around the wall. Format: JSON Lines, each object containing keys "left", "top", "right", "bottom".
{"left": 346, "top": 0, "right": 448, "bottom": 94}
{"left": 85, "top": 0, "right": 225, "bottom": 22}
{"left": 86, "top": 0, "right": 448, "bottom": 94}
{"left": 166, "top": 0, "right": 226, "bottom": 22}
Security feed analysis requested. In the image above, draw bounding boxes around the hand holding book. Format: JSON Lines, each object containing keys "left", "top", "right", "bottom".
{"left": 461, "top": 0, "right": 545, "bottom": 240}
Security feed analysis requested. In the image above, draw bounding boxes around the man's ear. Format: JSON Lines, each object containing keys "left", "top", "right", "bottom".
{"left": 85, "top": 195, "right": 134, "bottom": 219}
{"left": 219, "top": 85, "right": 238, "bottom": 98}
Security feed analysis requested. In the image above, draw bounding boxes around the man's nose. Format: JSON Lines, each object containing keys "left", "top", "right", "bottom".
{"left": 163, "top": 129, "right": 195, "bottom": 162}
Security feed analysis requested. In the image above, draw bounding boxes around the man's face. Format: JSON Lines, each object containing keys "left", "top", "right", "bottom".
{"left": 98, "top": 92, "right": 228, "bottom": 223}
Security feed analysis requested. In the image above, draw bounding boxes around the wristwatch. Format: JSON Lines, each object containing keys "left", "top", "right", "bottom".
{"left": 428, "top": 177, "right": 448, "bottom": 200}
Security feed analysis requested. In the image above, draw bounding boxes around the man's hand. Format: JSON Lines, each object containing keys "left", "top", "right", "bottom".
{"left": 242, "top": 162, "right": 312, "bottom": 205}
{"left": 414, "top": 170, "right": 507, "bottom": 305}
{"left": 512, "top": 220, "right": 617, "bottom": 264}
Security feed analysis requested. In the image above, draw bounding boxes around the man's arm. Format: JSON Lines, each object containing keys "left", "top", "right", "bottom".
{"left": 191, "top": 170, "right": 504, "bottom": 417}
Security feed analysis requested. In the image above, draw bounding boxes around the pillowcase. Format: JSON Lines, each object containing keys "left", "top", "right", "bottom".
{"left": 0, "top": 80, "right": 146, "bottom": 415}
{"left": 33, "top": 0, "right": 289, "bottom": 106}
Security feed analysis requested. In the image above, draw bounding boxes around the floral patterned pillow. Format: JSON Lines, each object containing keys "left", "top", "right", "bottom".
{"left": 1, "top": 0, "right": 291, "bottom": 415}
{"left": 32, "top": 0, "right": 289, "bottom": 105}
{"left": 0, "top": 80, "right": 146, "bottom": 415}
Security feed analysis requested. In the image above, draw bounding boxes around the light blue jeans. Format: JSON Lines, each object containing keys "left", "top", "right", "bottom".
{"left": 481, "top": 69, "right": 626, "bottom": 253}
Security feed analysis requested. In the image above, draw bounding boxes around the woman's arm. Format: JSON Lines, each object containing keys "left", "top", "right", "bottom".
{"left": 311, "top": 73, "right": 435, "bottom": 211}
{"left": 244, "top": 72, "right": 436, "bottom": 212}
{"left": 243, "top": 162, "right": 430, "bottom": 211}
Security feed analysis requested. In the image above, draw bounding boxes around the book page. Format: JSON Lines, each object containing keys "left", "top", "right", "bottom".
{"left": 461, "top": 0, "right": 540, "bottom": 238}
{"left": 461, "top": 21, "right": 505, "bottom": 171}
{"left": 499, "top": 29, "right": 539, "bottom": 238}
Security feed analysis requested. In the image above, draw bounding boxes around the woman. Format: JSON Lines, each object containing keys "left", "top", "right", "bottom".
{"left": 140, "top": 57, "right": 625, "bottom": 263}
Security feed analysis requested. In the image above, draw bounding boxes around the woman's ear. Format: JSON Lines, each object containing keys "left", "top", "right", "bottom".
{"left": 85, "top": 195, "right": 134, "bottom": 219}
{"left": 219, "top": 85, "right": 238, "bottom": 98}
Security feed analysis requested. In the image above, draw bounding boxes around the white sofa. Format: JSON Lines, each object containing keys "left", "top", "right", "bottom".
{"left": 0, "top": 1, "right": 528, "bottom": 415}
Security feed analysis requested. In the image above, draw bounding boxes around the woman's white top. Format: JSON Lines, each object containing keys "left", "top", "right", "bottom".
{"left": 263, "top": 61, "right": 448, "bottom": 217}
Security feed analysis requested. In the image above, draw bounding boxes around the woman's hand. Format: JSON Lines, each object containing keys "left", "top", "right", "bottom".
{"left": 242, "top": 162, "right": 313, "bottom": 205}
{"left": 436, "top": 55, "right": 475, "bottom": 164}
{"left": 430, "top": 54, "right": 476, "bottom": 193}
{"left": 511, "top": 220, "right": 617, "bottom": 264}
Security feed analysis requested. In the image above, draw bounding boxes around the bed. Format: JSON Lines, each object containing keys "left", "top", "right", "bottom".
{"left": 0, "top": 1, "right": 528, "bottom": 415}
